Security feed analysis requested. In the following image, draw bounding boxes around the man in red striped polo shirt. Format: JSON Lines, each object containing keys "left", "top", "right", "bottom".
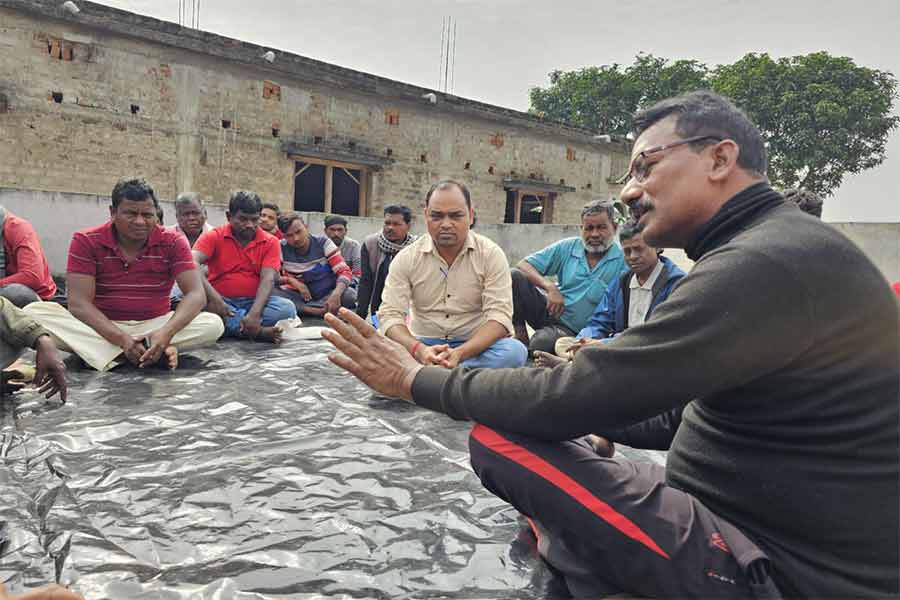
{"left": 24, "top": 178, "right": 224, "bottom": 371}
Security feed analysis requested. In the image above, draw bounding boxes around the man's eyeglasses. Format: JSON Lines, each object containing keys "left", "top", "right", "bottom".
{"left": 616, "top": 135, "right": 722, "bottom": 184}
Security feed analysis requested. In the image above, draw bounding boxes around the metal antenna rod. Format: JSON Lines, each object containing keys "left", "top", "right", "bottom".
{"left": 438, "top": 16, "right": 446, "bottom": 90}
{"left": 450, "top": 19, "right": 457, "bottom": 94}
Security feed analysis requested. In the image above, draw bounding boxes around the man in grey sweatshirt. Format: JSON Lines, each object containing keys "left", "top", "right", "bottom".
{"left": 321, "top": 91, "right": 899, "bottom": 599}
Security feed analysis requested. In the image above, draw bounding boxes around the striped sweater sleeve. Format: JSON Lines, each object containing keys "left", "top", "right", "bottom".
{"left": 323, "top": 238, "right": 353, "bottom": 286}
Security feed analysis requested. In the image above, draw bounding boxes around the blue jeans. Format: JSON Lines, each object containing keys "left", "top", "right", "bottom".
{"left": 221, "top": 296, "right": 297, "bottom": 337}
{"left": 418, "top": 336, "right": 527, "bottom": 369}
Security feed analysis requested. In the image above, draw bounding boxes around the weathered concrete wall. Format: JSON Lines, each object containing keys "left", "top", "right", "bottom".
{"left": 14, "top": 187, "right": 900, "bottom": 286}
{"left": 0, "top": 1, "right": 630, "bottom": 225}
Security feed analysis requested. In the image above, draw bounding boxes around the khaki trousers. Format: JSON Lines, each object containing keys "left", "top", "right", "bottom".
{"left": 23, "top": 302, "right": 224, "bottom": 371}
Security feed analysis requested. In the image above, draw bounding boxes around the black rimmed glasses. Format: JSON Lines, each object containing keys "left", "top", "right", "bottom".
{"left": 616, "top": 135, "right": 723, "bottom": 184}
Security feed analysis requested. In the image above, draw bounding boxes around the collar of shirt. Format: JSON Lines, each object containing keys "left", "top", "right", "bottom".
{"left": 629, "top": 259, "right": 665, "bottom": 290}
{"left": 222, "top": 224, "right": 269, "bottom": 248}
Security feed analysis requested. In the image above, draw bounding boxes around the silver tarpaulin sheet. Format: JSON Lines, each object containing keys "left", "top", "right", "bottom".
{"left": 0, "top": 340, "right": 571, "bottom": 599}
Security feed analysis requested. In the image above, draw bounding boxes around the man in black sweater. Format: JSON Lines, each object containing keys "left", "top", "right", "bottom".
{"left": 321, "top": 91, "right": 899, "bottom": 598}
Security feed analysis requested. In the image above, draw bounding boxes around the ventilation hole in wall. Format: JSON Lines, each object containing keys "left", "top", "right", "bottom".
{"left": 510, "top": 170, "right": 517, "bottom": 177}
{"left": 586, "top": 183, "right": 592, "bottom": 190}
{"left": 130, "top": 104, "right": 140, "bottom": 115}
{"left": 272, "top": 128, "right": 280, "bottom": 138}
{"left": 464, "top": 161, "right": 471, "bottom": 170}
{"left": 386, "top": 148, "right": 393, "bottom": 156}
{"left": 314, "top": 136, "right": 323, "bottom": 145}
{"left": 528, "top": 172, "right": 536, "bottom": 179}
{"left": 221, "top": 119, "right": 232, "bottom": 129}
{"left": 559, "top": 178, "right": 565, "bottom": 185}
{"left": 420, "top": 153, "right": 427, "bottom": 163}
{"left": 348, "top": 141, "right": 357, "bottom": 150}
{"left": 51, "top": 91, "right": 63, "bottom": 103}
{"left": 488, "top": 166, "right": 494, "bottom": 175}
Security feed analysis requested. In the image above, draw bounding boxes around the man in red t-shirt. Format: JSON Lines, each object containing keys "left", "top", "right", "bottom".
{"left": 23, "top": 178, "right": 224, "bottom": 371}
{"left": 0, "top": 206, "right": 57, "bottom": 307}
{"left": 193, "top": 191, "right": 296, "bottom": 343}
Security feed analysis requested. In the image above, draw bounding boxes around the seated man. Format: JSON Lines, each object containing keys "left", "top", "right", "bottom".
{"left": 1, "top": 296, "right": 66, "bottom": 401}
{"left": 259, "top": 202, "right": 283, "bottom": 240}
{"left": 274, "top": 213, "right": 356, "bottom": 317}
{"left": 324, "top": 215, "right": 361, "bottom": 306}
{"left": 322, "top": 91, "right": 900, "bottom": 598}
{"left": 356, "top": 205, "right": 416, "bottom": 326}
{"left": 169, "top": 192, "right": 214, "bottom": 303}
{"left": 193, "top": 191, "right": 296, "bottom": 342}
{"left": 536, "top": 221, "right": 686, "bottom": 366}
{"left": 511, "top": 200, "right": 627, "bottom": 354}
{"left": 0, "top": 205, "right": 57, "bottom": 307}
{"left": 170, "top": 192, "right": 213, "bottom": 248}
{"left": 377, "top": 180, "right": 526, "bottom": 369}
{"left": 24, "top": 178, "right": 223, "bottom": 371}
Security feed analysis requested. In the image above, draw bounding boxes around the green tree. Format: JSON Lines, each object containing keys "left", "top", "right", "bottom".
{"left": 529, "top": 54, "right": 709, "bottom": 135}
{"left": 625, "top": 53, "right": 710, "bottom": 107}
{"left": 529, "top": 65, "right": 639, "bottom": 134}
{"left": 711, "top": 52, "right": 899, "bottom": 196}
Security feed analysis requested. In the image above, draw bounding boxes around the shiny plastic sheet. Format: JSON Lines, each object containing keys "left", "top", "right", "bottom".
{"left": 0, "top": 339, "right": 574, "bottom": 599}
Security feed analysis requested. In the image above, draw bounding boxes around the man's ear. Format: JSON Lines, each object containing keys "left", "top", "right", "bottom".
{"left": 708, "top": 140, "right": 741, "bottom": 182}
{"left": 225, "top": 211, "right": 232, "bottom": 221}
{"left": 109, "top": 206, "right": 115, "bottom": 219}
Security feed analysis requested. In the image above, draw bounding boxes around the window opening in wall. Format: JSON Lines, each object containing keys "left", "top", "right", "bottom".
{"left": 221, "top": 119, "right": 232, "bottom": 129}
{"left": 504, "top": 190, "right": 555, "bottom": 224}
{"left": 519, "top": 194, "right": 543, "bottom": 224}
{"left": 293, "top": 159, "right": 367, "bottom": 216}
{"left": 51, "top": 92, "right": 63, "bottom": 104}
{"left": 130, "top": 104, "right": 140, "bottom": 115}
{"left": 272, "top": 127, "right": 280, "bottom": 138}
{"left": 332, "top": 168, "right": 362, "bottom": 216}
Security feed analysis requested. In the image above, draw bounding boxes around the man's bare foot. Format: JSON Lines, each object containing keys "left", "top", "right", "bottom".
{"left": 533, "top": 350, "right": 568, "bottom": 369}
{"left": 161, "top": 345, "right": 178, "bottom": 369}
{"left": 256, "top": 326, "right": 283, "bottom": 344}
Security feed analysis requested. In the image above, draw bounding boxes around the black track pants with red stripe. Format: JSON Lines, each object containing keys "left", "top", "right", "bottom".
{"left": 469, "top": 424, "right": 783, "bottom": 599}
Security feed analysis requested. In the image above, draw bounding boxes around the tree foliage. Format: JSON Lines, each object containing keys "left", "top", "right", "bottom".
{"left": 529, "top": 52, "right": 898, "bottom": 196}
{"left": 710, "top": 52, "right": 899, "bottom": 195}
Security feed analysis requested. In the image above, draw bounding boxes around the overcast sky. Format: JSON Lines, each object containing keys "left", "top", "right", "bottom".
{"left": 95, "top": 0, "right": 900, "bottom": 222}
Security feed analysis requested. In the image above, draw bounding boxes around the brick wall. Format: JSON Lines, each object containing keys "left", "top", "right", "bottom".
{"left": 0, "top": 3, "right": 629, "bottom": 224}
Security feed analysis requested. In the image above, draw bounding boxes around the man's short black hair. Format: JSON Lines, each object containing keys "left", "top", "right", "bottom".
{"left": 261, "top": 202, "right": 281, "bottom": 214}
{"left": 384, "top": 205, "right": 412, "bottom": 224}
{"left": 229, "top": 191, "right": 262, "bottom": 215}
{"left": 619, "top": 220, "right": 643, "bottom": 242}
{"left": 111, "top": 177, "right": 158, "bottom": 209}
{"left": 175, "top": 192, "right": 204, "bottom": 211}
{"left": 277, "top": 211, "right": 305, "bottom": 233}
{"left": 632, "top": 91, "right": 767, "bottom": 178}
{"left": 324, "top": 215, "right": 348, "bottom": 228}
{"left": 425, "top": 180, "right": 471, "bottom": 208}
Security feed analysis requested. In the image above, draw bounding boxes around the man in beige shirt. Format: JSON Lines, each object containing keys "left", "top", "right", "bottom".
{"left": 377, "top": 180, "right": 527, "bottom": 369}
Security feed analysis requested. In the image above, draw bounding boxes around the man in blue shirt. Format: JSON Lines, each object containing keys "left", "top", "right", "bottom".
{"left": 535, "top": 221, "right": 687, "bottom": 366}
{"left": 511, "top": 200, "right": 627, "bottom": 354}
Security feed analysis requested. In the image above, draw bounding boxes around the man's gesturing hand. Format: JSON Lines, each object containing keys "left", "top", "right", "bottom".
{"left": 322, "top": 309, "right": 423, "bottom": 401}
